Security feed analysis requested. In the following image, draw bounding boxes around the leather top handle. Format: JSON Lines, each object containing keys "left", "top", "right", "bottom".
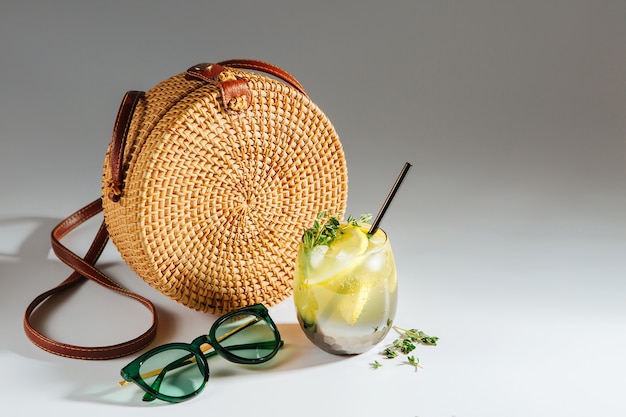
{"left": 217, "top": 59, "right": 307, "bottom": 96}
{"left": 185, "top": 59, "right": 308, "bottom": 112}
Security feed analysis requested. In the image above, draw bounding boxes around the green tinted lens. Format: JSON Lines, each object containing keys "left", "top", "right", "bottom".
{"left": 138, "top": 348, "right": 207, "bottom": 400}
{"left": 214, "top": 313, "right": 278, "bottom": 361}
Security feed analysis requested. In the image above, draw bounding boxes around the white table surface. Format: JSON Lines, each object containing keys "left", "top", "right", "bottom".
{"left": 1, "top": 1, "right": 625, "bottom": 416}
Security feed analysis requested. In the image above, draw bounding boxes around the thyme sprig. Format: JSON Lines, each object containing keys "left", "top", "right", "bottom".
{"left": 407, "top": 356, "right": 421, "bottom": 372}
{"left": 394, "top": 326, "right": 439, "bottom": 347}
{"left": 372, "top": 325, "right": 438, "bottom": 371}
{"left": 302, "top": 212, "right": 372, "bottom": 249}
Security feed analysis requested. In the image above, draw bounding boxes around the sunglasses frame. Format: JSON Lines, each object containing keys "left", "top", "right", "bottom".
{"left": 119, "top": 303, "right": 282, "bottom": 403}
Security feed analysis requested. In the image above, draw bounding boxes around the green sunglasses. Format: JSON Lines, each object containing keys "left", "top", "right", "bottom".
{"left": 119, "top": 303, "right": 283, "bottom": 403}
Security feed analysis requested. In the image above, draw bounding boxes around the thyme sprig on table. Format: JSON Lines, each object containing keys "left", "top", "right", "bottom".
{"left": 372, "top": 326, "right": 438, "bottom": 371}
{"left": 407, "top": 356, "right": 421, "bottom": 372}
{"left": 302, "top": 212, "right": 372, "bottom": 249}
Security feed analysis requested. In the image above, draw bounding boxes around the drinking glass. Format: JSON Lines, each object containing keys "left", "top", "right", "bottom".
{"left": 293, "top": 222, "right": 397, "bottom": 355}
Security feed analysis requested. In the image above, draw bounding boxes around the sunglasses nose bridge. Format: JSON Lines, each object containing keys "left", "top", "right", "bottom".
{"left": 192, "top": 334, "right": 211, "bottom": 345}
{"left": 191, "top": 334, "right": 213, "bottom": 355}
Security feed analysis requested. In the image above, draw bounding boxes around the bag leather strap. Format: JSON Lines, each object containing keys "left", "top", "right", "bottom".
{"left": 107, "top": 91, "right": 144, "bottom": 202}
{"left": 24, "top": 92, "right": 157, "bottom": 360}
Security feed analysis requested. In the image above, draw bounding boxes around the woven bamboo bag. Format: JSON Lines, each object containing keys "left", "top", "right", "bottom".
{"left": 24, "top": 59, "right": 347, "bottom": 359}
{"left": 102, "top": 59, "right": 348, "bottom": 313}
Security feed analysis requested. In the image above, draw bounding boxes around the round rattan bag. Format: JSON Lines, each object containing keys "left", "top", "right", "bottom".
{"left": 101, "top": 60, "right": 347, "bottom": 314}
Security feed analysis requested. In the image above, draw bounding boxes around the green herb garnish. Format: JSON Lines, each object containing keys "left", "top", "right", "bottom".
{"left": 394, "top": 326, "right": 439, "bottom": 346}
{"left": 407, "top": 355, "right": 421, "bottom": 372}
{"left": 382, "top": 347, "right": 398, "bottom": 359}
{"left": 302, "top": 211, "right": 372, "bottom": 249}
{"left": 374, "top": 325, "right": 438, "bottom": 371}
{"left": 371, "top": 360, "right": 383, "bottom": 369}
{"left": 346, "top": 213, "right": 372, "bottom": 227}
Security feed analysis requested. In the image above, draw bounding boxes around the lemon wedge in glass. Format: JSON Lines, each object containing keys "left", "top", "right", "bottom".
{"left": 303, "top": 224, "right": 369, "bottom": 288}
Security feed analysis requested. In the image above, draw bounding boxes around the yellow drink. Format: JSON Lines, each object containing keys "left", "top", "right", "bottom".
{"left": 293, "top": 222, "right": 397, "bottom": 355}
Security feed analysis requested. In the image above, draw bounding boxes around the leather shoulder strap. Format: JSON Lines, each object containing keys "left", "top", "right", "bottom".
{"left": 24, "top": 89, "right": 157, "bottom": 360}
{"left": 23, "top": 199, "right": 158, "bottom": 360}
{"left": 106, "top": 90, "right": 144, "bottom": 202}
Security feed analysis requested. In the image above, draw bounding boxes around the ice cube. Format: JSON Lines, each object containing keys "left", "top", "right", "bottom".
{"left": 369, "top": 234, "right": 386, "bottom": 246}
{"left": 365, "top": 252, "right": 385, "bottom": 272}
{"left": 309, "top": 245, "right": 329, "bottom": 269}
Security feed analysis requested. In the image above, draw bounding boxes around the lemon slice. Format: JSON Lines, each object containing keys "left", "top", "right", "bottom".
{"left": 303, "top": 225, "right": 369, "bottom": 288}
{"left": 356, "top": 223, "right": 386, "bottom": 245}
{"left": 330, "top": 224, "right": 369, "bottom": 255}
{"left": 339, "top": 284, "right": 372, "bottom": 325}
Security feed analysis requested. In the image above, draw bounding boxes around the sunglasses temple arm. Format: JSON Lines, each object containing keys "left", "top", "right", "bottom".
{"left": 209, "top": 340, "right": 283, "bottom": 355}
{"left": 212, "top": 316, "right": 262, "bottom": 341}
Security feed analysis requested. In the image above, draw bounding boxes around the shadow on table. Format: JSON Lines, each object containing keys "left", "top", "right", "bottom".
{"left": 1, "top": 215, "right": 179, "bottom": 359}
{"left": 66, "top": 321, "right": 351, "bottom": 407}
{"left": 1, "top": 216, "right": 352, "bottom": 407}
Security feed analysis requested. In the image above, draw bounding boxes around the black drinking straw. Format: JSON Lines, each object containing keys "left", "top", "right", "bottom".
{"left": 368, "top": 162, "right": 412, "bottom": 236}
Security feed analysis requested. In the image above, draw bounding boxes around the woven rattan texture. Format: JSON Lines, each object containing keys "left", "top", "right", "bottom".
{"left": 102, "top": 68, "right": 347, "bottom": 313}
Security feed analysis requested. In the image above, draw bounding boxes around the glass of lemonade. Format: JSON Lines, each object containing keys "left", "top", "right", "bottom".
{"left": 293, "top": 215, "right": 397, "bottom": 355}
